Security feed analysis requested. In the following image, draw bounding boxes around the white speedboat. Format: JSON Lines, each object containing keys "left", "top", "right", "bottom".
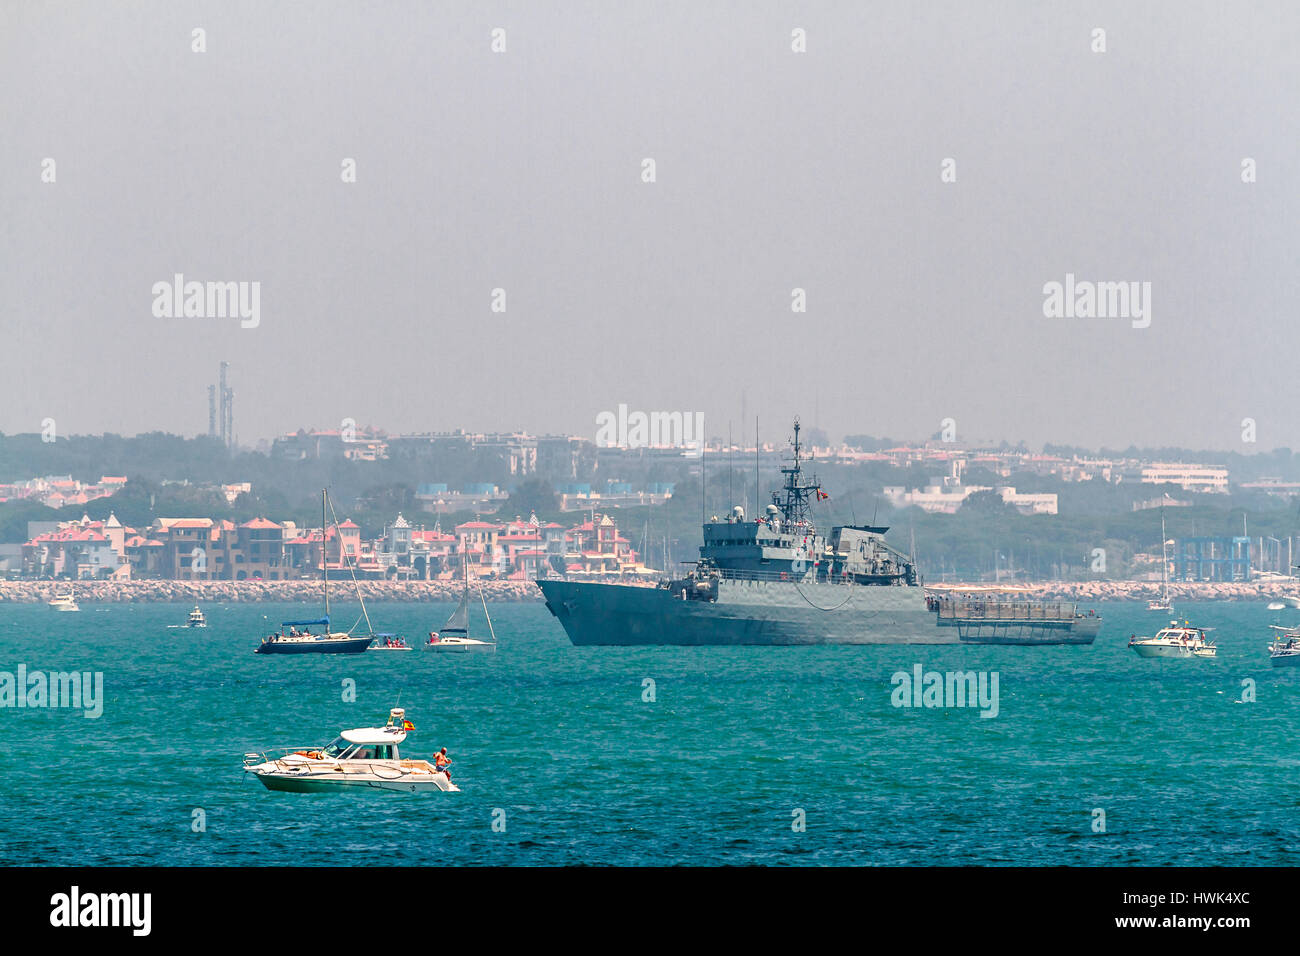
{"left": 48, "top": 592, "right": 80, "bottom": 612}
{"left": 243, "top": 708, "right": 459, "bottom": 793}
{"left": 1268, "top": 627, "right": 1300, "bottom": 667}
{"left": 185, "top": 605, "right": 207, "bottom": 627}
{"left": 1129, "top": 622, "right": 1217, "bottom": 659}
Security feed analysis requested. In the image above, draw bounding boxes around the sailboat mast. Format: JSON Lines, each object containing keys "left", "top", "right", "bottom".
{"left": 1161, "top": 505, "right": 1168, "bottom": 602}
{"left": 322, "top": 488, "right": 330, "bottom": 621}
{"left": 479, "top": 588, "right": 498, "bottom": 645}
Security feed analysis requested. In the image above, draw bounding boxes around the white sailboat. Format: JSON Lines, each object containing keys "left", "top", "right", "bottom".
{"left": 1147, "top": 504, "right": 1173, "bottom": 612}
{"left": 427, "top": 554, "right": 497, "bottom": 653}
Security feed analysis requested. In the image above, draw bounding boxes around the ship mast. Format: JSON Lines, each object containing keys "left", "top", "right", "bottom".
{"left": 322, "top": 488, "right": 330, "bottom": 622}
{"left": 773, "top": 417, "right": 822, "bottom": 529}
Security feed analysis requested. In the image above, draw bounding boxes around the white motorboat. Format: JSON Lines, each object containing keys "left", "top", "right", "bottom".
{"left": 1268, "top": 626, "right": 1300, "bottom": 667}
{"left": 1129, "top": 622, "right": 1217, "bottom": 659}
{"left": 370, "top": 633, "right": 413, "bottom": 651}
{"left": 48, "top": 591, "right": 80, "bottom": 612}
{"left": 185, "top": 605, "right": 207, "bottom": 627}
{"left": 243, "top": 708, "right": 459, "bottom": 793}
{"left": 427, "top": 554, "right": 497, "bottom": 653}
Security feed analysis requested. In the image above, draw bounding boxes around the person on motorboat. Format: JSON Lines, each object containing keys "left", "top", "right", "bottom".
{"left": 434, "top": 747, "right": 452, "bottom": 779}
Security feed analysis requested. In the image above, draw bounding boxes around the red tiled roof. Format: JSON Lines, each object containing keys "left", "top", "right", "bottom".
{"left": 240, "top": 517, "right": 282, "bottom": 529}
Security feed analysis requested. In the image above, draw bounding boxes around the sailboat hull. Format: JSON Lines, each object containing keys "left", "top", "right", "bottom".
{"left": 425, "top": 639, "right": 494, "bottom": 652}
{"left": 255, "top": 636, "right": 372, "bottom": 655}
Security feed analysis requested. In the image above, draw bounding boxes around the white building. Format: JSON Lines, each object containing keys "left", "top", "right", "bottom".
{"left": 882, "top": 484, "right": 1058, "bottom": 516}
{"left": 1139, "top": 463, "right": 1229, "bottom": 494}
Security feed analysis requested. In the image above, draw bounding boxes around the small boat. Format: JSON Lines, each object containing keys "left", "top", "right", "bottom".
{"left": 427, "top": 555, "right": 497, "bottom": 653}
{"left": 184, "top": 605, "right": 207, "bottom": 628}
{"left": 256, "top": 620, "right": 373, "bottom": 654}
{"left": 1268, "top": 626, "right": 1300, "bottom": 667}
{"left": 48, "top": 591, "right": 80, "bottom": 612}
{"left": 1129, "top": 622, "right": 1217, "bottom": 659}
{"left": 242, "top": 708, "right": 458, "bottom": 793}
{"left": 254, "top": 490, "right": 372, "bottom": 655}
{"left": 1146, "top": 505, "right": 1174, "bottom": 613}
{"left": 370, "top": 633, "right": 413, "bottom": 651}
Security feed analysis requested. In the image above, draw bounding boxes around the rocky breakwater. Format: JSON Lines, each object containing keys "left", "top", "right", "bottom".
{"left": 980, "top": 580, "right": 1300, "bottom": 604}
{"left": 0, "top": 578, "right": 567, "bottom": 604}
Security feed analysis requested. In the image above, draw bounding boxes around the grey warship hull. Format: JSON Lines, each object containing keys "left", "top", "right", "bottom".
{"left": 537, "top": 578, "right": 1100, "bottom": 646}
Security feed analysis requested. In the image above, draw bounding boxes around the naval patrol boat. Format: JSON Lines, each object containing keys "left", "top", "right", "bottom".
{"left": 538, "top": 419, "right": 1101, "bottom": 646}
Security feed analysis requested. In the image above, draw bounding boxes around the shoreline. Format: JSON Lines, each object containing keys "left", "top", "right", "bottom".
{"left": 936, "top": 580, "right": 1300, "bottom": 604}
{"left": 0, "top": 579, "right": 553, "bottom": 604}
{"left": 1, "top": 578, "right": 1296, "bottom": 604}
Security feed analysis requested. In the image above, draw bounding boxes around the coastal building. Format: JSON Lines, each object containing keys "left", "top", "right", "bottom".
{"left": 996, "top": 488, "right": 1059, "bottom": 516}
{"left": 232, "top": 517, "right": 291, "bottom": 580}
{"left": 272, "top": 427, "right": 389, "bottom": 462}
{"left": 371, "top": 514, "right": 455, "bottom": 579}
{"left": 0, "top": 475, "right": 126, "bottom": 509}
{"left": 881, "top": 467, "right": 1058, "bottom": 515}
{"left": 1139, "top": 463, "right": 1229, "bottom": 494}
{"left": 13, "top": 493, "right": 641, "bottom": 582}
{"left": 558, "top": 480, "right": 674, "bottom": 512}
{"left": 1239, "top": 478, "right": 1300, "bottom": 497}
{"left": 563, "top": 513, "right": 642, "bottom": 575}
{"left": 21, "top": 513, "right": 129, "bottom": 579}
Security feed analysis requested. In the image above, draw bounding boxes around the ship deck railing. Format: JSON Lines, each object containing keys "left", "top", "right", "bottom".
{"left": 706, "top": 568, "right": 859, "bottom": 584}
{"left": 936, "top": 600, "right": 1081, "bottom": 621}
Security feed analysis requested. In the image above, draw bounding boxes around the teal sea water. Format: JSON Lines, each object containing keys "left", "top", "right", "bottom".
{"left": 1, "top": 599, "right": 1297, "bottom": 866}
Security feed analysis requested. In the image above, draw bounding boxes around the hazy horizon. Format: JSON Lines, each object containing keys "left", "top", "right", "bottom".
{"left": 3, "top": 2, "right": 1296, "bottom": 452}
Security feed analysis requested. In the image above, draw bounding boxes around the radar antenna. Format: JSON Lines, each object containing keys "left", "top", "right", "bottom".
{"left": 772, "top": 417, "right": 823, "bottom": 529}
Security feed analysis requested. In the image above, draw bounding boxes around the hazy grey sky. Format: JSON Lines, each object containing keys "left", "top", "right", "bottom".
{"left": 2, "top": 1, "right": 1296, "bottom": 450}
